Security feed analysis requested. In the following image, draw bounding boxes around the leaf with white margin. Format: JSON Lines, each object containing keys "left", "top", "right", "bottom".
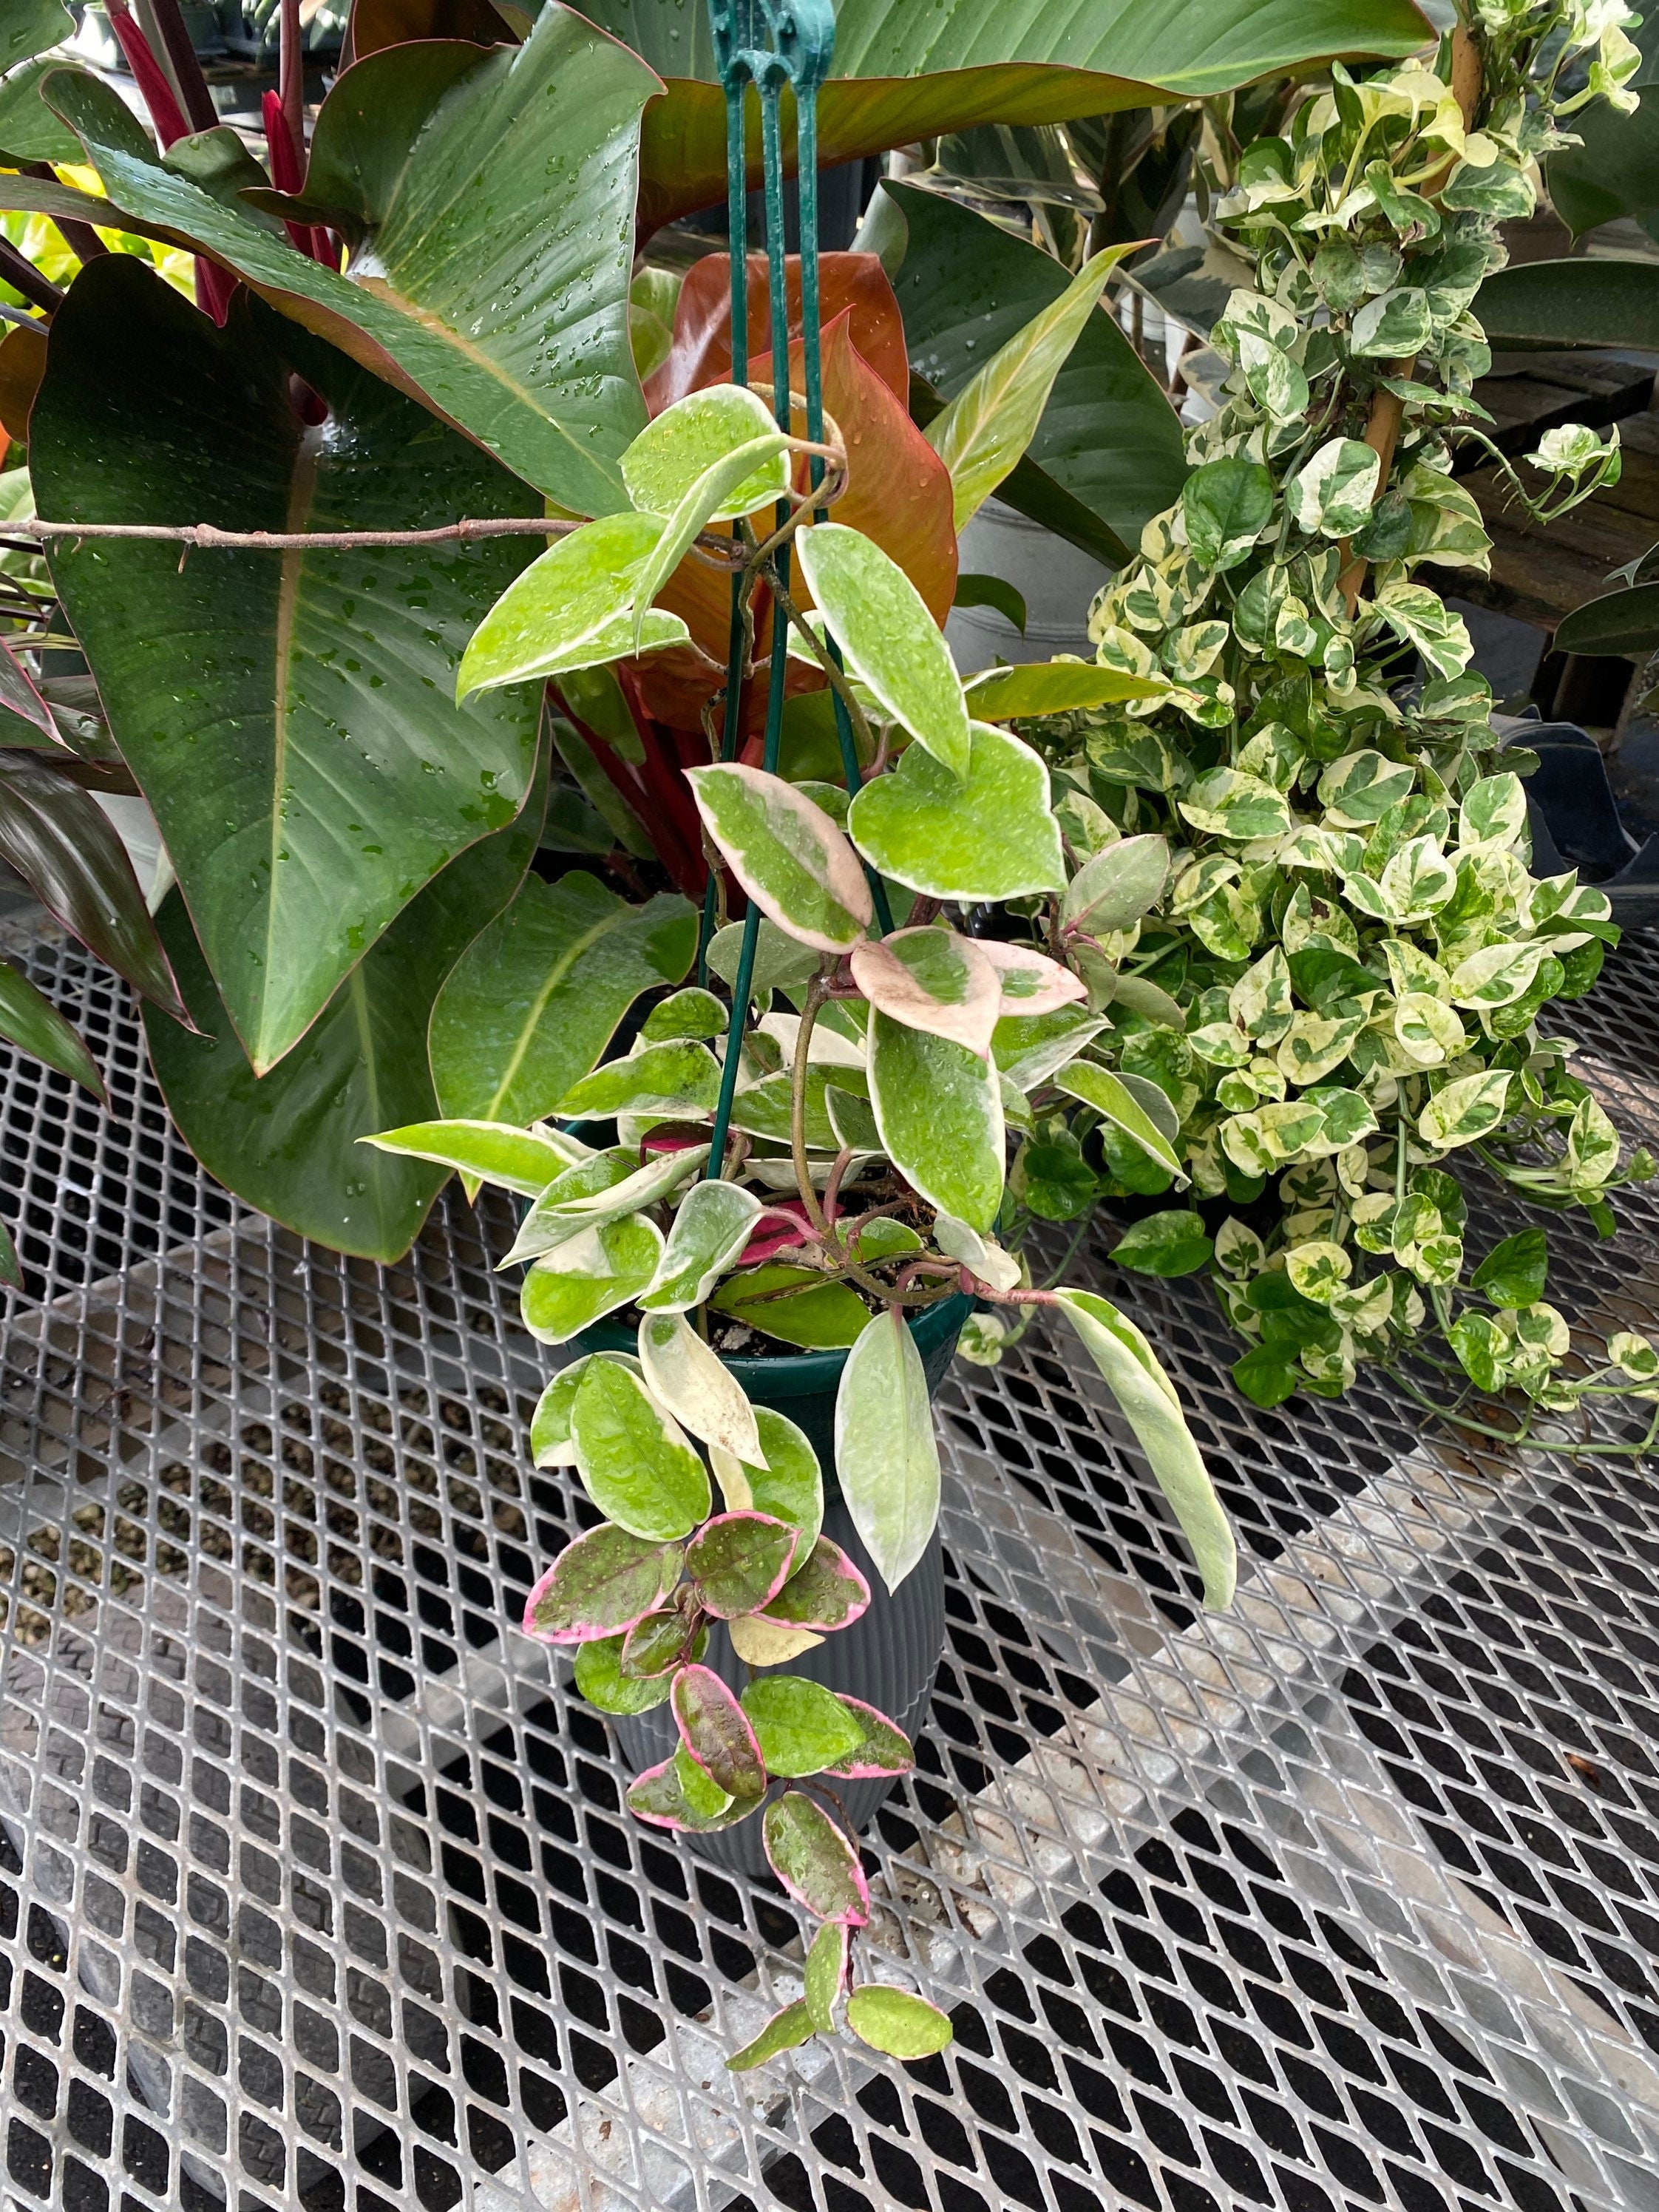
{"left": 756, "top": 1011, "right": 866, "bottom": 1069}
{"left": 933, "top": 1212, "right": 1021, "bottom": 1293}
{"left": 1055, "top": 1289, "right": 1235, "bottom": 1611}
{"left": 1372, "top": 579, "right": 1472, "bottom": 679}
{"left": 520, "top": 1215, "right": 663, "bottom": 1344}
{"left": 835, "top": 1305, "right": 941, "bottom": 1593}
{"left": 1448, "top": 942, "right": 1553, "bottom": 1008}
{"left": 638, "top": 1309, "right": 766, "bottom": 1466}
{"left": 620, "top": 384, "right": 791, "bottom": 519}
{"left": 505, "top": 1143, "right": 708, "bottom": 1264}
{"left": 642, "top": 986, "right": 730, "bottom": 1042}
{"left": 458, "top": 514, "right": 690, "bottom": 696}
{"left": 849, "top": 927, "right": 1001, "bottom": 1055}
{"left": 529, "top": 1350, "right": 642, "bottom": 1468}
{"left": 848, "top": 723, "right": 1064, "bottom": 900}
{"left": 688, "top": 764, "right": 872, "bottom": 953}
{"left": 554, "top": 1040, "right": 721, "bottom": 1118}
{"left": 1418, "top": 1069, "right": 1513, "bottom": 1150}
{"left": 977, "top": 940, "right": 1088, "bottom": 1018}
{"left": 710, "top": 1405, "right": 824, "bottom": 1562}
{"left": 1053, "top": 1060, "right": 1185, "bottom": 1181}
{"left": 570, "top": 1355, "right": 712, "bottom": 1540}
{"left": 867, "top": 1010, "right": 1005, "bottom": 1232}
{"left": 362, "top": 1118, "right": 588, "bottom": 1196}
{"left": 706, "top": 916, "right": 821, "bottom": 1001}
{"left": 1061, "top": 833, "right": 1170, "bottom": 934}
{"left": 628, "top": 426, "right": 793, "bottom": 648}
{"left": 640, "top": 1178, "right": 762, "bottom": 1310}
{"left": 796, "top": 523, "right": 970, "bottom": 778}
{"left": 993, "top": 1007, "right": 1109, "bottom": 1090}
{"left": 1379, "top": 836, "right": 1456, "bottom": 920}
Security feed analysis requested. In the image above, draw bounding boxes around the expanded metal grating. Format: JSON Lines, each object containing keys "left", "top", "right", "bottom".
{"left": 0, "top": 913, "right": 1657, "bottom": 2212}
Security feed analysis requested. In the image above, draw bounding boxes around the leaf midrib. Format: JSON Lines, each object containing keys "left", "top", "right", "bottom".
{"left": 484, "top": 907, "right": 633, "bottom": 1119}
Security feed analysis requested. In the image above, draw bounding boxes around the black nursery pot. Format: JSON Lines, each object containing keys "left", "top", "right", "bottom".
{"left": 576, "top": 1292, "right": 971, "bottom": 1876}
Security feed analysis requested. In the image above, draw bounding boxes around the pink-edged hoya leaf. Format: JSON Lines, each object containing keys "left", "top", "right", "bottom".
{"left": 626, "top": 1744, "right": 758, "bottom": 1832}
{"left": 759, "top": 1537, "right": 870, "bottom": 1632}
{"left": 685, "top": 1510, "right": 798, "bottom": 1619}
{"left": 762, "top": 1791, "right": 870, "bottom": 1926}
{"left": 820, "top": 1694, "right": 915, "bottom": 1780}
{"left": 619, "top": 1605, "right": 701, "bottom": 1679}
{"left": 848, "top": 927, "right": 1001, "bottom": 1056}
{"left": 805, "top": 1921, "right": 849, "bottom": 2033}
{"left": 727, "top": 1998, "right": 815, "bottom": 2072}
{"left": 846, "top": 1985, "right": 954, "bottom": 2058}
{"left": 521, "top": 1526, "right": 682, "bottom": 1644}
{"left": 671, "top": 1663, "right": 767, "bottom": 1799}
{"left": 686, "top": 764, "right": 872, "bottom": 953}
{"left": 978, "top": 938, "right": 1088, "bottom": 1019}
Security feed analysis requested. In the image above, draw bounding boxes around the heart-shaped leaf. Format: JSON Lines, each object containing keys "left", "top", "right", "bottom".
{"left": 758, "top": 1538, "right": 870, "bottom": 1634}
{"left": 761, "top": 1789, "right": 869, "bottom": 1923}
{"left": 429, "top": 872, "right": 696, "bottom": 1127}
{"left": 848, "top": 725, "right": 1064, "bottom": 900}
{"left": 835, "top": 1303, "right": 942, "bottom": 1592}
{"left": 742, "top": 1677, "right": 865, "bottom": 1779}
{"left": 868, "top": 1011, "right": 1005, "bottom": 1232}
{"left": 850, "top": 927, "right": 1001, "bottom": 1055}
{"left": 671, "top": 1663, "right": 766, "bottom": 1799}
{"left": 570, "top": 1357, "right": 712, "bottom": 1541}
{"left": 1470, "top": 1228, "right": 1548, "bottom": 1310}
{"left": 708, "top": 1406, "right": 824, "bottom": 1560}
{"left": 638, "top": 1310, "right": 766, "bottom": 1465}
{"left": 685, "top": 1511, "right": 799, "bottom": 1619}
{"left": 845, "top": 1985, "right": 953, "bottom": 2059}
{"left": 795, "top": 523, "right": 969, "bottom": 777}
{"left": 520, "top": 1522, "right": 682, "bottom": 1643}
{"left": 688, "top": 764, "right": 872, "bottom": 952}
{"left": 820, "top": 1696, "right": 915, "bottom": 1780}
{"left": 520, "top": 1215, "right": 665, "bottom": 1344}
{"left": 35, "top": 258, "right": 545, "bottom": 1075}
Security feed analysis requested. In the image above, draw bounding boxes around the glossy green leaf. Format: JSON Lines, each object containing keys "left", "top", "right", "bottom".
{"left": 727, "top": 2000, "right": 815, "bottom": 2071}
{"left": 574, "top": 1631, "right": 676, "bottom": 1714}
{"left": 742, "top": 1679, "right": 864, "bottom": 1780}
{"left": 835, "top": 1303, "right": 941, "bottom": 1592}
{"left": 642, "top": 1178, "right": 763, "bottom": 1311}
{"left": 849, "top": 926, "right": 1000, "bottom": 1055}
{"left": 630, "top": 425, "right": 795, "bottom": 650}
{"left": 1554, "top": 580, "right": 1659, "bottom": 658}
{"left": 521, "top": 1522, "right": 681, "bottom": 1643}
{"left": 362, "top": 1119, "right": 587, "bottom": 1196}
{"left": 638, "top": 1309, "right": 765, "bottom": 1464}
{"left": 1184, "top": 456, "right": 1275, "bottom": 569}
{"left": 458, "top": 515, "right": 689, "bottom": 697}
{"left": 620, "top": 1607, "right": 702, "bottom": 1679}
{"left": 642, "top": 987, "right": 730, "bottom": 1042}
{"left": 709, "top": 1406, "right": 824, "bottom": 1561}
{"left": 1111, "top": 1210, "right": 1213, "bottom": 1278}
{"left": 554, "top": 1039, "right": 721, "bottom": 1119}
{"left": 684, "top": 1511, "right": 799, "bottom": 1618}
{"left": 954, "top": 572, "right": 1028, "bottom": 633}
{"left": 0, "top": 55, "right": 84, "bottom": 168}
{"left": 759, "top": 1538, "right": 870, "bottom": 1632}
{"left": 1470, "top": 1228, "right": 1548, "bottom": 1311}
{"left": 145, "top": 783, "right": 539, "bottom": 1261}
{"left": 710, "top": 1266, "right": 872, "bottom": 1350}
{"left": 36, "top": 259, "right": 542, "bottom": 1075}
{"left": 805, "top": 1923, "right": 849, "bottom": 2034}
{"left": 3, "top": 0, "right": 69, "bottom": 72}
{"left": 887, "top": 182, "right": 1184, "bottom": 563}
{"left": 520, "top": 1214, "right": 665, "bottom": 1343}
{"left": 622, "top": 384, "right": 791, "bottom": 517}
{"left": 845, "top": 1986, "right": 954, "bottom": 2059}
{"left": 570, "top": 1355, "right": 712, "bottom": 1540}
{"left": 1062, "top": 834, "right": 1171, "bottom": 935}
{"left": 762, "top": 1788, "right": 870, "bottom": 1922}
{"left": 848, "top": 724, "right": 1064, "bottom": 900}
{"left": 32, "top": 11, "right": 656, "bottom": 512}
{"left": 821, "top": 1696, "right": 914, "bottom": 1780}
{"left": 1056, "top": 1288, "right": 1235, "bottom": 1610}
{"left": 965, "top": 661, "right": 1164, "bottom": 719}
{"left": 431, "top": 872, "right": 696, "bottom": 1127}
{"left": 672, "top": 1664, "right": 766, "bottom": 1799}
{"left": 0, "top": 637, "right": 53, "bottom": 750}
{"left": 0, "top": 958, "right": 103, "bottom": 1097}
{"left": 1054, "top": 1060, "right": 1184, "bottom": 1181}
{"left": 530, "top": 1353, "right": 625, "bottom": 1469}
{"left": 506, "top": 1145, "right": 707, "bottom": 1265}
{"left": 626, "top": 1743, "right": 752, "bottom": 1831}
{"left": 867, "top": 1010, "right": 1005, "bottom": 1232}
{"left": 688, "top": 764, "right": 872, "bottom": 952}
{"left": 706, "top": 916, "right": 822, "bottom": 1002}
{"left": 793, "top": 524, "right": 969, "bottom": 778}
{"left": 926, "top": 245, "right": 1132, "bottom": 531}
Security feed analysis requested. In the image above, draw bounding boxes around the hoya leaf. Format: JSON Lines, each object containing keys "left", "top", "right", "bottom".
{"left": 570, "top": 1357, "right": 713, "bottom": 1541}
{"left": 845, "top": 1986, "right": 954, "bottom": 2060}
{"left": 520, "top": 1215, "right": 665, "bottom": 1345}
{"left": 554, "top": 1040, "right": 722, "bottom": 1119}
{"left": 821, "top": 1695, "right": 915, "bottom": 1780}
{"left": 574, "top": 1632, "right": 675, "bottom": 1714}
{"left": 685, "top": 1511, "right": 799, "bottom": 1619}
{"left": 759, "top": 1537, "right": 871, "bottom": 1632}
{"left": 362, "top": 1118, "right": 586, "bottom": 1197}
{"left": 925, "top": 245, "right": 1134, "bottom": 531}
{"left": 1470, "top": 1228, "right": 1548, "bottom": 1310}
{"left": 641, "top": 1178, "right": 764, "bottom": 1309}
{"left": 977, "top": 940, "right": 1088, "bottom": 1020}
{"left": 966, "top": 661, "right": 1164, "bottom": 719}
{"left": 626, "top": 1745, "right": 753, "bottom": 1832}
{"left": 1054, "top": 1061, "right": 1185, "bottom": 1181}
{"left": 761, "top": 1789, "right": 870, "bottom": 1922}
{"left": 458, "top": 514, "right": 691, "bottom": 696}
{"left": 795, "top": 523, "right": 970, "bottom": 778}
{"left": 520, "top": 1524, "right": 682, "bottom": 1643}
{"left": 932, "top": 1210, "right": 1021, "bottom": 1293}
{"left": 642, "top": 986, "right": 730, "bottom": 1042}
{"left": 688, "top": 763, "right": 872, "bottom": 952}
{"left": 1055, "top": 1289, "right": 1235, "bottom": 1610}
{"left": 1112, "top": 1210, "right": 1214, "bottom": 1278}
{"left": 507, "top": 1144, "right": 708, "bottom": 1266}
{"left": 868, "top": 1010, "right": 1005, "bottom": 1232}
{"left": 1062, "top": 834, "right": 1171, "bottom": 935}
{"left": 848, "top": 723, "right": 1064, "bottom": 900}
{"left": 849, "top": 926, "right": 1002, "bottom": 1055}
{"left": 710, "top": 1266, "right": 872, "bottom": 1349}
{"left": 619, "top": 1606, "right": 705, "bottom": 1680}
{"left": 727, "top": 1999, "right": 815, "bottom": 2071}
{"left": 708, "top": 1405, "right": 824, "bottom": 1559}
{"left": 621, "top": 384, "right": 792, "bottom": 519}
{"left": 835, "top": 1303, "right": 941, "bottom": 1592}
{"left": 529, "top": 1351, "right": 640, "bottom": 1468}
{"left": 638, "top": 1309, "right": 766, "bottom": 1464}
{"left": 630, "top": 427, "right": 795, "bottom": 648}
{"left": 805, "top": 1922, "right": 850, "bottom": 2035}
{"left": 729, "top": 1615, "right": 825, "bottom": 1664}
{"left": 671, "top": 1663, "right": 767, "bottom": 1799}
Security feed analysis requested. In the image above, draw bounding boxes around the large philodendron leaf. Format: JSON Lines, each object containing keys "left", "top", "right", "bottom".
{"left": 576, "top": 0, "right": 1434, "bottom": 234}
{"left": 143, "top": 761, "right": 544, "bottom": 1261}
{"left": 883, "top": 183, "right": 1187, "bottom": 563}
{"left": 32, "top": 259, "right": 543, "bottom": 1074}
{"left": 1476, "top": 259, "right": 1659, "bottom": 350}
{"left": 4, "top": 0, "right": 69, "bottom": 72}
{"left": 8, "top": 11, "right": 655, "bottom": 512}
